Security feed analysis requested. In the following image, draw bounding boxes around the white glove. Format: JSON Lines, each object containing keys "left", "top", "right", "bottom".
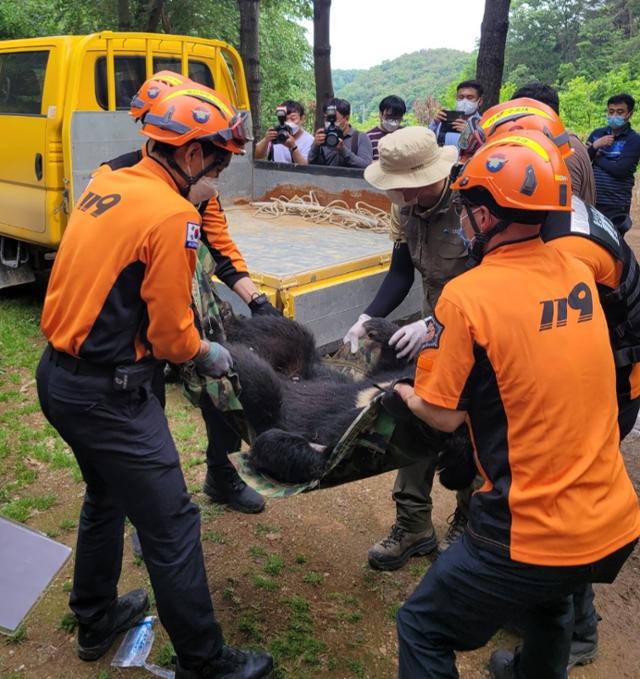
{"left": 194, "top": 342, "right": 233, "bottom": 377}
{"left": 389, "top": 320, "right": 428, "bottom": 359}
{"left": 343, "top": 313, "right": 371, "bottom": 353}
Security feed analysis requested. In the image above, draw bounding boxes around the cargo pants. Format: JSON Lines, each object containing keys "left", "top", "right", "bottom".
{"left": 392, "top": 193, "right": 473, "bottom": 532}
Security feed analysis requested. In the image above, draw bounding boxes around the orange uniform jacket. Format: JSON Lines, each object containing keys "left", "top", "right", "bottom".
{"left": 415, "top": 238, "right": 640, "bottom": 566}
{"left": 546, "top": 234, "right": 640, "bottom": 399}
{"left": 98, "top": 149, "right": 250, "bottom": 288}
{"left": 41, "top": 157, "right": 202, "bottom": 365}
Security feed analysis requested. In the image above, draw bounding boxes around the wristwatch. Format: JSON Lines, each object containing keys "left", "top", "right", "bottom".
{"left": 249, "top": 292, "right": 269, "bottom": 309}
{"left": 290, "top": 144, "right": 298, "bottom": 153}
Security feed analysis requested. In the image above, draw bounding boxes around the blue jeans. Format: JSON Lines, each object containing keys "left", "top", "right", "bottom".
{"left": 397, "top": 533, "right": 635, "bottom": 678}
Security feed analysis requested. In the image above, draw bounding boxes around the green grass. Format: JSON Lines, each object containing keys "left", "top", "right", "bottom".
{"left": 302, "top": 571, "right": 323, "bottom": 586}
{"left": 269, "top": 596, "right": 326, "bottom": 667}
{"left": 252, "top": 574, "right": 280, "bottom": 591}
{"left": 263, "top": 554, "right": 285, "bottom": 576}
{"left": 249, "top": 544, "right": 267, "bottom": 558}
{"left": 222, "top": 587, "right": 241, "bottom": 605}
{"left": 386, "top": 602, "right": 402, "bottom": 621}
{"left": 0, "top": 493, "right": 57, "bottom": 522}
{"left": 346, "top": 658, "right": 365, "bottom": 677}
{"left": 6, "top": 625, "right": 27, "bottom": 643}
{"left": 154, "top": 641, "right": 175, "bottom": 668}
{"left": 203, "top": 530, "right": 226, "bottom": 544}
{"left": 59, "top": 612, "right": 77, "bottom": 633}
{"left": 239, "top": 612, "right": 263, "bottom": 642}
{"left": 295, "top": 553, "right": 307, "bottom": 564}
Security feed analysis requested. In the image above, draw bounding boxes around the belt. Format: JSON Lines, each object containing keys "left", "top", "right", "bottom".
{"left": 48, "top": 345, "right": 115, "bottom": 377}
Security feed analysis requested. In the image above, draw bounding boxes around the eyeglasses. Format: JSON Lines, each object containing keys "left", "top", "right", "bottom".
{"left": 453, "top": 198, "right": 471, "bottom": 217}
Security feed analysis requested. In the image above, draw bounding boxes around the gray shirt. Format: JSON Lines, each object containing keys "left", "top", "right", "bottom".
{"left": 308, "top": 126, "right": 373, "bottom": 168}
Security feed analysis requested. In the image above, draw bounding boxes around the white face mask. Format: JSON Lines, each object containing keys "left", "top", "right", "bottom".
{"left": 455, "top": 99, "right": 479, "bottom": 116}
{"left": 187, "top": 150, "right": 220, "bottom": 204}
{"left": 287, "top": 122, "right": 300, "bottom": 135}
{"left": 188, "top": 175, "right": 219, "bottom": 204}
{"left": 386, "top": 189, "right": 417, "bottom": 207}
{"left": 381, "top": 118, "right": 401, "bottom": 133}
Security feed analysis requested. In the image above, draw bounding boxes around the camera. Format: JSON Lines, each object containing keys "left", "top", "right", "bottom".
{"left": 323, "top": 105, "right": 343, "bottom": 147}
{"left": 273, "top": 106, "right": 292, "bottom": 145}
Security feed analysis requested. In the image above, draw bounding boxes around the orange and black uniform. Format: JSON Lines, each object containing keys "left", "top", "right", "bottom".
{"left": 397, "top": 238, "right": 640, "bottom": 678}
{"left": 103, "top": 149, "right": 250, "bottom": 288}
{"left": 542, "top": 201, "right": 640, "bottom": 437}
{"left": 36, "top": 155, "right": 226, "bottom": 667}
{"left": 43, "top": 157, "right": 201, "bottom": 365}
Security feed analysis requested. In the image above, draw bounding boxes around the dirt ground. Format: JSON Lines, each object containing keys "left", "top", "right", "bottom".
{"left": 1, "top": 224, "right": 640, "bottom": 679}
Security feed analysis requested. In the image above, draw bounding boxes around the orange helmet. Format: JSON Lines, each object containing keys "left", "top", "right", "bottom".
{"left": 141, "top": 84, "right": 251, "bottom": 154}
{"left": 458, "top": 97, "right": 572, "bottom": 161}
{"left": 452, "top": 129, "right": 572, "bottom": 214}
{"left": 479, "top": 97, "right": 572, "bottom": 158}
{"left": 130, "top": 71, "right": 191, "bottom": 121}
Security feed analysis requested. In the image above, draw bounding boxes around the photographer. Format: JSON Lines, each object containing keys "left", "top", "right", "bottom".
{"left": 254, "top": 100, "right": 313, "bottom": 164}
{"left": 308, "top": 98, "right": 373, "bottom": 168}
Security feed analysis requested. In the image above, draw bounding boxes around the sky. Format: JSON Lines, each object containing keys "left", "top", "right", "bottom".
{"left": 301, "top": 0, "right": 486, "bottom": 70}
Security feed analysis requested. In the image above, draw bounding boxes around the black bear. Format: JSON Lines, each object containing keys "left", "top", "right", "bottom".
{"left": 225, "top": 318, "right": 414, "bottom": 483}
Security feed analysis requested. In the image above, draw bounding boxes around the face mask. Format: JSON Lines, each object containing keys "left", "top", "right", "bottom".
{"left": 454, "top": 226, "right": 473, "bottom": 250}
{"left": 287, "top": 122, "right": 299, "bottom": 135}
{"left": 381, "top": 119, "right": 401, "bottom": 133}
{"left": 386, "top": 189, "right": 417, "bottom": 207}
{"left": 455, "top": 99, "right": 478, "bottom": 116}
{"left": 187, "top": 150, "right": 220, "bottom": 204}
{"left": 607, "top": 115, "right": 626, "bottom": 129}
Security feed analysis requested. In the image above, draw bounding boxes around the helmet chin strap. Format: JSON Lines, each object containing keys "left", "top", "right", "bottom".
{"left": 465, "top": 206, "right": 511, "bottom": 267}
{"left": 162, "top": 145, "right": 218, "bottom": 198}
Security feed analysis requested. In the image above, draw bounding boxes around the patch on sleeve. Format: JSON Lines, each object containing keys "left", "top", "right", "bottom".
{"left": 185, "top": 221, "right": 201, "bottom": 249}
{"left": 423, "top": 315, "right": 444, "bottom": 349}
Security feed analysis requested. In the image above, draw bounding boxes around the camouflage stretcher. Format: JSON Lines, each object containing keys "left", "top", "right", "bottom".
{"left": 182, "top": 245, "right": 441, "bottom": 498}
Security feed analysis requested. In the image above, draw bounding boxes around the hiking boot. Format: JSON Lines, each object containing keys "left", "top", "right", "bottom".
{"left": 437, "top": 507, "right": 467, "bottom": 554}
{"left": 77, "top": 589, "right": 149, "bottom": 661}
{"left": 203, "top": 467, "right": 265, "bottom": 514}
{"left": 175, "top": 645, "right": 273, "bottom": 678}
{"left": 368, "top": 523, "right": 437, "bottom": 571}
{"left": 489, "top": 649, "right": 517, "bottom": 679}
{"left": 568, "top": 630, "right": 598, "bottom": 671}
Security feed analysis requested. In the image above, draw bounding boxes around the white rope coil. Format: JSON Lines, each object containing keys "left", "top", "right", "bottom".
{"left": 251, "top": 191, "right": 390, "bottom": 233}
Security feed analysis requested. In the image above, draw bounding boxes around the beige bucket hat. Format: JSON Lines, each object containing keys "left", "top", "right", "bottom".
{"left": 364, "top": 127, "right": 458, "bottom": 190}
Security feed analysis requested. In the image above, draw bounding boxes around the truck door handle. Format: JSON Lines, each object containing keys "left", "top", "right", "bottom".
{"left": 35, "top": 153, "right": 43, "bottom": 181}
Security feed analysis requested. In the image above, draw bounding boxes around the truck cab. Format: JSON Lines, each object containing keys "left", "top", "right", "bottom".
{"left": 0, "top": 31, "right": 248, "bottom": 286}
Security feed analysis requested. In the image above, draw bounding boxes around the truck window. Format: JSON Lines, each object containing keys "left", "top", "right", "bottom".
{"left": 0, "top": 51, "right": 49, "bottom": 115}
{"left": 95, "top": 56, "right": 214, "bottom": 110}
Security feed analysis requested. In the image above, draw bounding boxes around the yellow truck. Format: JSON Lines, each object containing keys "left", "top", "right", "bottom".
{"left": 0, "top": 31, "right": 421, "bottom": 348}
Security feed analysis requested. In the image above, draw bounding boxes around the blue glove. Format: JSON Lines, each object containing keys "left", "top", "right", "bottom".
{"left": 194, "top": 342, "right": 233, "bottom": 377}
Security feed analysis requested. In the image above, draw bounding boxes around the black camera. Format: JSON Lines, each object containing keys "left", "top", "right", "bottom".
{"left": 273, "top": 106, "right": 292, "bottom": 145}
{"left": 323, "top": 105, "right": 343, "bottom": 147}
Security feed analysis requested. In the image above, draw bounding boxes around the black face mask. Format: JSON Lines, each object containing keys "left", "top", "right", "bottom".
{"left": 464, "top": 205, "right": 511, "bottom": 268}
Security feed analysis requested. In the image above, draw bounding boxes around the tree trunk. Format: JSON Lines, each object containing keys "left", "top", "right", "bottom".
{"left": 313, "top": 0, "right": 333, "bottom": 131}
{"left": 118, "top": 0, "right": 131, "bottom": 30}
{"left": 146, "top": 0, "right": 165, "bottom": 32}
{"left": 475, "top": 0, "right": 511, "bottom": 110}
{"left": 238, "top": 0, "right": 261, "bottom": 140}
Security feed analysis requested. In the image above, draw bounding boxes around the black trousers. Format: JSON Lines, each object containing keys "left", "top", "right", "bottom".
{"left": 36, "top": 348, "right": 224, "bottom": 667}
{"left": 397, "top": 533, "right": 636, "bottom": 678}
{"left": 199, "top": 389, "right": 242, "bottom": 474}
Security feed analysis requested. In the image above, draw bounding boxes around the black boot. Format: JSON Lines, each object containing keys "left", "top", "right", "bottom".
{"left": 203, "top": 465, "right": 265, "bottom": 514}
{"left": 175, "top": 645, "right": 273, "bottom": 678}
{"left": 77, "top": 589, "right": 149, "bottom": 661}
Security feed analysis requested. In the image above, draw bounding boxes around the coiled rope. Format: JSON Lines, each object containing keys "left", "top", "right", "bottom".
{"left": 251, "top": 191, "right": 390, "bottom": 233}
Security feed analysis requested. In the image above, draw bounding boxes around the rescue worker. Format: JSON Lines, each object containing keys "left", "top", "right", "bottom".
{"left": 103, "top": 72, "right": 276, "bottom": 514}
{"left": 394, "top": 131, "right": 640, "bottom": 678}
{"left": 477, "top": 100, "right": 640, "bottom": 670}
{"left": 343, "top": 127, "right": 472, "bottom": 569}
{"left": 36, "top": 87, "right": 273, "bottom": 679}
